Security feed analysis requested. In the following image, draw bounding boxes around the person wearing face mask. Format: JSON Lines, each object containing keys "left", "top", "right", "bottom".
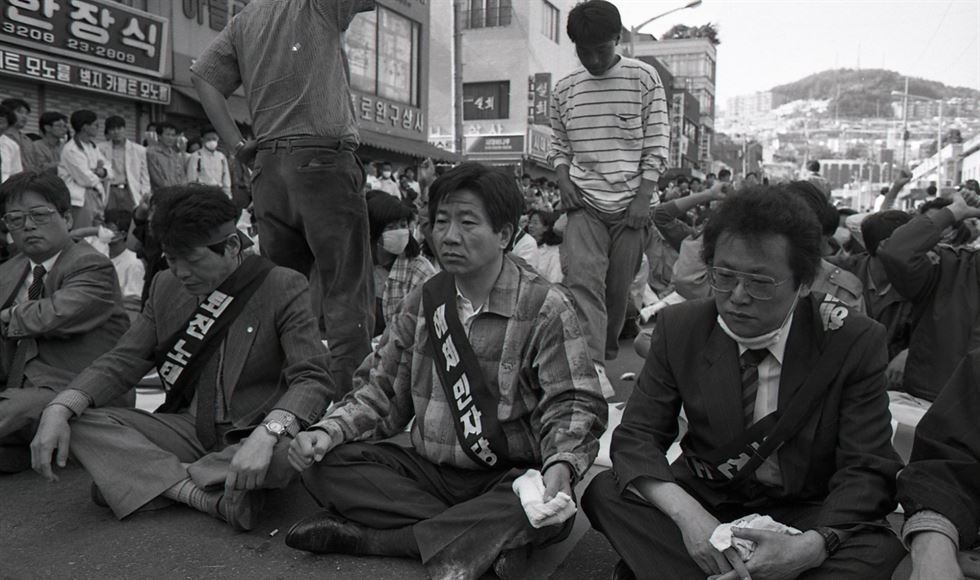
{"left": 366, "top": 190, "right": 436, "bottom": 334}
{"left": 185, "top": 127, "right": 232, "bottom": 198}
{"left": 582, "top": 186, "right": 904, "bottom": 580}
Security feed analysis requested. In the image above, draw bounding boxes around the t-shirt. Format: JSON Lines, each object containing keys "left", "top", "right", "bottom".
{"left": 191, "top": 0, "right": 376, "bottom": 142}
{"left": 110, "top": 248, "right": 145, "bottom": 300}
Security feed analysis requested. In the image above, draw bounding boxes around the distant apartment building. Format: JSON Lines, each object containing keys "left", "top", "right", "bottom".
{"left": 427, "top": 0, "right": 580, "bottom": 173}
{"left": 631, "top": 35, "right": 717, "bottom": 168}
{"left": 891, "top": 97, "right": 980, "bottom": 120}
{"left": 726, "top": 91, "right": 788, "bottom": 119}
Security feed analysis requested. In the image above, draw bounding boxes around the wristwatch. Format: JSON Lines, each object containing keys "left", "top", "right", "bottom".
{"left": 262, "top": 420, "right": 287, "bottom": 439}
{"left": 813, "top": 527, "right": 842, "bottom": 556}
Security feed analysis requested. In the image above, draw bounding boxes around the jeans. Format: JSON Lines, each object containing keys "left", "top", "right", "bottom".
{"left": 251, "top": 142, "right": 373, "bottom": 392}
{"left": 561, "top": 204, "right": 649, "bottom": 361}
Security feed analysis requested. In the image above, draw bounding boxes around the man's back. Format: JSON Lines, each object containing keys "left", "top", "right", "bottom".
{"left": 191, "top": 0, "right": 374, "bottom": 142}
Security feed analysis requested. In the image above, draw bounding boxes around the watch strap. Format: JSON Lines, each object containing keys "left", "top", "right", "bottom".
{"left": 814, "top": 526, "right": 842, "bottom": 556}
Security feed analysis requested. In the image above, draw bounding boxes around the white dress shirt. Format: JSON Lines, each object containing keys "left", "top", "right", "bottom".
{"left": 15, "top": 251, "right": 62, "bottom": 306}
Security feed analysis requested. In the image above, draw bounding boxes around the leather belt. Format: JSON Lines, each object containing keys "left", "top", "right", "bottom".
{"left": 256, "top": 136, "right": 352, "bottom": 152}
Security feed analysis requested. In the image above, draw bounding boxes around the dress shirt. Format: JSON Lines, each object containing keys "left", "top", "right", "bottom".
{"left": 0, "top": 134, "right": 23, "bottom": 182}
{"left": 186, "top": 149, "right": 231, "bottom": 196}
{"left": 14, "top": 252, "right": 62, "bottom": 306}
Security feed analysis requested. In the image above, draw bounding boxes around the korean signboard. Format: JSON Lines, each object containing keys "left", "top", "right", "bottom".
{"left": 465, "top": 134, "right": 525, "bottom": 156}
{"left": 531, "top": 73, "right": 551, "bottom": 126}
{"left": 0, "top": 45, "right": 170, "bottom": 104}
{"left": 528, "top": 125, "right": 551, "bottom": 162}
{"left": 351, "top": 90, "right": 426, "bottom": 139}
{"left": 463, "top": 81, "right": 509, "bottom": 121}
{"left": 0, "top": 0, "right": 169, "bottom": 77}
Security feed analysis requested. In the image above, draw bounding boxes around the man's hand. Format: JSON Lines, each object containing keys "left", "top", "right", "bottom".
{"left": 948, "top": 191, "right": 980, "bottom": 223}
{"left": 235, "top": 138, "right": 258, "bottom": 169}
{"left": 711, "top": 528, "right": 825, "bottom": 580}
{"left": 94, "top": 167, "right": 107, "bottom": 179}
{"left": 675, "top": 507, "right": 736, "bottom": 576}
{"left": 30, "top": 405, "right": 74, "bottom": 482}
{"left": 225, "top": 427, "right": 276, "bottom": 491}
{"left": 910, "top": 532, "right": 964, "bottom": 580}
{"left": 418, "top": 158, "right": 436, "bottom": 190}
{"left": 895, "top": 169, "right": 913, "bottom": 188}
{"left": 885, "top": 349, "right": 909, "bottom": 389}
{"left": 288, "top": 430, "right": 332, "bottom": 472}
{"left": 0, "top": 390, "right": 55, "bottom": 439}
{"left": 625, "top": 191, "right": 652, "bottom": 230}
{"left": 542, "top": 462, "right": 573, "bottom": 502}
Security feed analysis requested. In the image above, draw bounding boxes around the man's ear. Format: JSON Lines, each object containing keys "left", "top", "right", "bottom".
{"left": 225, "top": 232, "right": 242, "bottom": 256}
{"left": 499, "top": 222, "right": 515, "bottom": 250}
{"left": 63, "top": 210, "right": 73, "bottom": 231}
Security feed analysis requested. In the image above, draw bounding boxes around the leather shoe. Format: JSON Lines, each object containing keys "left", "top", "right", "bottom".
{"left": 220, "top": 489, "right": 266, "bottom": 531}
{"left": 611, "top": 559, "right": 636, "bottom": 580}
{"left": 492, "top": 545, "right": 532, "bottom": 580}
{"left": 285, "top": 511, "right": 363, "bottom": 554}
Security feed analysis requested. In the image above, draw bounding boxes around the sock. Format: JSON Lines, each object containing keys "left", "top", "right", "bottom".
{"left": 163, "top": 478, "right": 221, "bottom": 516}
{"left": 358, "top": 525, "right": 421, "bottom": 558}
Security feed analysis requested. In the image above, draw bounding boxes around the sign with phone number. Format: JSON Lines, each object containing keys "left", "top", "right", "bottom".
{"left": 0, "top": 45, "right": 170, "bottom": 104}
{"left": 0, "top": 0, "right": 168, "bottom": 78}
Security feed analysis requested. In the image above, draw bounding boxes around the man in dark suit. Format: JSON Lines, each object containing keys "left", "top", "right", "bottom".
{"left": 30, "top": 185, "right": 336, "bottom": 531}
{"left": 582, "top": 186, "right": 905, "bottom": 580}
{"left": 0, "top": 171, "right": 130, "bottom": 473}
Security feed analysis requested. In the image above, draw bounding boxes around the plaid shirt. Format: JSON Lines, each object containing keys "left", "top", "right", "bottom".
{"left": 381, "top": 254, "right": 436, "bottom": 326}
{"left": 313, "top": 256, "right": 607, "bottom": 478}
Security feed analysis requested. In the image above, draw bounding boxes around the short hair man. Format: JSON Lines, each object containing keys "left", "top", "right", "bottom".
{"left": 549, "top": 0, "right": 669, "bottom": 385}
{"left": 583, "top": 186, "right": 904, "bottom": 580}
{"left": 31, "top": 185, "right": 337, "bottom": 531}
{"left": 98, "top": 116, "right": 151, "bottom": 213}
{"left": 0, "top": 98, "right": 37, "bottom": 171}
{"left": 58, "top": 110, "right": 111, "bottom": 229}
{"left": 191, "top": 0, "right": 377, "bottom": 392}
{"left": 0, "top": 172, "right": 129, "bottom": 473}
{"left": 0, "top": 105, "right": 24, "bottom": 183}
{"left": 806, "top": 160, "right": 832, "bottom": 199}
{"left": 877, "top": 190, "right": 980, "bottom": 403}
{"left": 186, "top": 126, "right": 231, "bottom": 198}
{"left": 284, "top": 163, "right": 606, "bottom": 579}
{"left": 718, "top": 168, "right": 733, "bottom": 183}
{"left": 897, "top": 348, "right": 980, "bottom": 580}
{"left": 145, "top": 122, "right": 186, "bottom": 193}
{"left": 33, "top": 112, "right": 69, "bottom": 175}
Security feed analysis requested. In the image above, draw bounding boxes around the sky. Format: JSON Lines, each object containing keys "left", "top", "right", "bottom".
{"left": 614, "top": 0, "right": 980, "bottom": 108}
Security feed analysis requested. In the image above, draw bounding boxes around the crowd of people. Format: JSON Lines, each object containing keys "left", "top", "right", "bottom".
{"left": 2, "top": 1, "right": 980, "bottom": 579}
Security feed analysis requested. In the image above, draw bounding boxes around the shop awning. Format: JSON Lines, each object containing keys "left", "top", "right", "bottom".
{"left": 360, "top": 129, "right": 460, "bottom": 162}
{"left": 170, "top": 85, "right": 251, "bottom": 124}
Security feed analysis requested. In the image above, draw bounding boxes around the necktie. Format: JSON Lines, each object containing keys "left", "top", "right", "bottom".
{"left": 28, "top": 265, "right": 46, "bottom": 300}
{"left": 740, "top": 348, "right": 769, "bottom": 427}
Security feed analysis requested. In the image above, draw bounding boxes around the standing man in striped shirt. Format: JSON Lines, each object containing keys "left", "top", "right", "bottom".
{"left": 549, "top": 0, "right": 669, "bottom": 387}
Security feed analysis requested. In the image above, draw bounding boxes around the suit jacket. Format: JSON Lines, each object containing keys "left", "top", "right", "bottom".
{"left": 612, "top": 294, "right": 901, "bottom": 528}
{"left": 67, "top": 264, "right": 334, "bottom": 430}
{"left": 98, "top": 140, "right": 152, "bottom": 204}
{"left": 0, "top": 240, "right": 129, "bottom": 391}
{"left": 897, "top": 349, "right": 980, "bottom": 549}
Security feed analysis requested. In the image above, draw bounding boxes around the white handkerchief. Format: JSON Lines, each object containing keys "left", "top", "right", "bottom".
{"left": 709, "top": 513, "right": 802, "bottom": 561}
{"left": 512, "top": 469, "right": 577, "bottom": 529}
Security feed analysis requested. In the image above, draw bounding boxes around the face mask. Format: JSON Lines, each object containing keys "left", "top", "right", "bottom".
{"left": 381, "top": 228, "right": 410, "bottom": 255}
{"left": 204, "top": 140, "right": 219, "bottom": 151}
{"left": 382, "top": 170, "right": 392, "bottom": 179}
{"left": 716, "top": 288, "right": 801, "bottom": 350}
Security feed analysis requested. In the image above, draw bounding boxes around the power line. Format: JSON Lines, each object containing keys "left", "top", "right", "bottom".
{"left": 913, "top": 0, "right": 953, "bottom": 67}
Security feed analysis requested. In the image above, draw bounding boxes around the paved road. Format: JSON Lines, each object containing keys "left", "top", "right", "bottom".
{"left": 0, "top": 339, "right": 648, "bottom": 580}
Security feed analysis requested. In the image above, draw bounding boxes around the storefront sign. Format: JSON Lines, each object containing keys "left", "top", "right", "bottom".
{"left": 531, "top": 72, "right": 551, "bottom": 126}
{"left": 528, "top": 126, "right": 551, "bottom": 162}
{"left": 351, "top": 90, "right": 425, "bottom": 139}
{"left": 0, "top": 45, "right": 170, "bottom": 103}
{"left": 0, "top": 0, "right": 168, "bottom": 77}
{"left": 465, "top": 134, "right": 525, "bottom": 155}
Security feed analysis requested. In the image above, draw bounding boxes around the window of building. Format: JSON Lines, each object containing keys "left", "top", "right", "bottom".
{"left": 346, "top": 7, "right": 421, "bottom": 107}
{"left": 463, "top": 81, "right": 510, "bottom": 120}
{"left": 466, "top": 0, "right": 513, "bottom": 29}
{"left": 541, "top": 1, "right": 560, "bottom": 43}
{"left": 231, "top": 0, "right": 251, "bottom": 17}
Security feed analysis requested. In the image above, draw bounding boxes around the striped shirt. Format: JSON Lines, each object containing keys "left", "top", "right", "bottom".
{"left": 549, "top": 57, "right": 669, "bottom": 213}
{"left": 191, "top": 0, "right": 375, "bottom": 143}
{"left": 381, "top": 254, "right": 436, "bottom": 326}
{"left": 312, "top": 256, "right": 607, "bottom": 478}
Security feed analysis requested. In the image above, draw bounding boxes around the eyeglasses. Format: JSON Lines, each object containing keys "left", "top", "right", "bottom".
{"left": 707, "top": 266, "right": 790, "bottom": 301}
{"left": 2, "top": 208, "right": 60, "bottom": 230}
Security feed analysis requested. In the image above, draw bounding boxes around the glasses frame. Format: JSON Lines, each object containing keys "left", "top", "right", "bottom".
{"left": 1, "top": 207, "right": 60, "bottom": 230}
{"left": 707, "top": 266, "right": 791, "bottom": 301}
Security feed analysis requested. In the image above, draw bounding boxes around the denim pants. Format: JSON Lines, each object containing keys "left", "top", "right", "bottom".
{"left": 561, "top": 204, "right": 649, "bottom": 361}
{"left": 251, "top": 142, "right": 373, "bottom": 392}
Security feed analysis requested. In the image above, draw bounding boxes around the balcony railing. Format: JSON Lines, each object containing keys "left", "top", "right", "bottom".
{"left": 462, "top": 7, "right": 514, "bottom": 30}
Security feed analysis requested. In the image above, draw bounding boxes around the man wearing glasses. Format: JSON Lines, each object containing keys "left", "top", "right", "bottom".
{"left": 0, "top": 172, "right": 129, "bottom": 473}
{"left": 582, "top": 186, "right": 905, "bottom": 580}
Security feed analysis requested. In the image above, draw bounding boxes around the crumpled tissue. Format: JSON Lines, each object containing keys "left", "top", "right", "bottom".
{"left": 511, "top": 469, "right": 577, "bottom": 529}
{"left": 709, "top": 513, "right": 802, "bottom": 561}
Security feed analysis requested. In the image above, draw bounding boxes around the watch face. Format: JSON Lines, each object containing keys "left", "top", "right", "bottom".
{"left": 266, "top": 421, "right": 285, "bottom": 435}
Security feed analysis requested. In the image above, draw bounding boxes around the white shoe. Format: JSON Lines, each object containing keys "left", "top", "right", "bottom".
{"left": 595, "top": 363, "right": 615, "bottom": 399}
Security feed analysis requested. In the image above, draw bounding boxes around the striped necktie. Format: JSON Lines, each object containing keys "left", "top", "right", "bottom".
{"left": 28, "top": 264, "right": 46, "bottom": 300}
{"left": 740, "top": 348, "right": 770, "bottom": 427}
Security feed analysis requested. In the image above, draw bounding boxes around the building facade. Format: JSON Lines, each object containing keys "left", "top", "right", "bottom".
{"left": 725, "top": 91, "right": 787, "bottom": 120}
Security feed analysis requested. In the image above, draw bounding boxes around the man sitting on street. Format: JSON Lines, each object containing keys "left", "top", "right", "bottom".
{"left": 583, "top": 186, "right": 905, "bottom": 580}
{"left": 284, "top": 163, "right": 607, "bottom": 579}
{"left": 0, "top": 172, "right": 130, "bottom": 473}
{"left": 30, "top": 185, "right": 336, "bottom": 531}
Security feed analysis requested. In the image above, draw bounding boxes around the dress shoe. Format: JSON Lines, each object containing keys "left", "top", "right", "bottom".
{"left": 611, "top": 559, "right": 637, "bottom": 580}
{"left": 220, "top": 488, "right": 266, "bottom": 531}
{"left": 285, "top": 511, "right": 363, "bottom": 554}
{"left": 492, "top": 544, "right": 533, "bottom": 580}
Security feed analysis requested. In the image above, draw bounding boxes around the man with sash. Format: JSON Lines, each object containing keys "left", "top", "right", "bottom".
{"left": 582, "top": 186, "right": 905, "bottom": 580}
{"left": 30, "top": 185, "right": 335, "bottom": 531}
{"left": 284, "top": 163, "right": 606, "bottom": 579}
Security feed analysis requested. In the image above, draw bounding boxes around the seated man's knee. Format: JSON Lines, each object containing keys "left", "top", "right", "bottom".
{"left": 581, "top": 469, "right": 619, "bottom": 518}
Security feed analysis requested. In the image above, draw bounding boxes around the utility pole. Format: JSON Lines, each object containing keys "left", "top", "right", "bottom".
{"left": 901, "top": 77, "right": 909, "bottom": 166}
{"left": 937, "top": 98, "right": 944, "bottom": 190}
{"left": 453, "top": 0, "right": 465, "bottom": 156}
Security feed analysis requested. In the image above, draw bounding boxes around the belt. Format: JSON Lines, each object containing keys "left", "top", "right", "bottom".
{"left": 256, "top": 136, "right": 353, "bottom": 152}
